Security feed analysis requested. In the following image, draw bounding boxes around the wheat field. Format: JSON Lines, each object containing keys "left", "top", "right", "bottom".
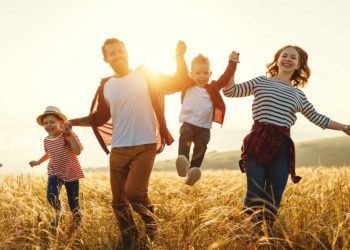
{"left": 1, "top": 167, "right": 350, "bottom": 249}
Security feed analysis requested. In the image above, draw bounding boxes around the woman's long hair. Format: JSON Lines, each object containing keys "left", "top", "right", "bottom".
{"left": 266, "top": 45, "right": 311, "bottom": 88}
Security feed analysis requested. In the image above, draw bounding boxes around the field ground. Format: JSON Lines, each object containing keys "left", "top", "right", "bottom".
{"left": 1, "top": 167, "right": 350, "bottom": 249}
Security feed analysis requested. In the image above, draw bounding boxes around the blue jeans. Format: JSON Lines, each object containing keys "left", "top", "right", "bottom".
{"left": 47, "top": 176, "right": 80, "bottom": 214}
{"left": 243, "top": 138, "right": 289, "bottom": 222}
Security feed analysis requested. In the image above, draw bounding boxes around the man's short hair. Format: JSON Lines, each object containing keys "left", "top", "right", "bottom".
{"left": 191, "top": 54, "right": 210, "bottom": 70}
{"left": 102, "top": 38, "right": 126, "bottom": 57}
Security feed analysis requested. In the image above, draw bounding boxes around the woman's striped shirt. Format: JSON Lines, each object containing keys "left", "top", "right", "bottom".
{"left": 223, "top": 76, "right": 330, "bottom": 128}
{"left": 44, "top": 133, "right": 84, "bottom": 182}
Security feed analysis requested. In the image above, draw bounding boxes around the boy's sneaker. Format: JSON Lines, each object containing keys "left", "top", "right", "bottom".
{"left": 185, "top": 167, "right": 201, "bottom": 186}
{"left": 176, "top": 155, "right": 189, "bottom": 177}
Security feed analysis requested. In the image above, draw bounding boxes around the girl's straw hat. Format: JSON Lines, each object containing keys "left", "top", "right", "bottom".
{"left": 36, "top": 106, "right": 67, "bottom": 126}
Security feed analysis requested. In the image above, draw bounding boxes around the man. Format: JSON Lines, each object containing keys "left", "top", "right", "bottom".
{"left": 65, "top": 38, "right": 187, "bottom": 246}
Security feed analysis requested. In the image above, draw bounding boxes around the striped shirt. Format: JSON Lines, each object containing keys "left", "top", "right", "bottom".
{"left": 223, "top": 76, "right": 330, "bottom": 128}
{"left": 44, "top": 133, "right": 84, "bottom": 182}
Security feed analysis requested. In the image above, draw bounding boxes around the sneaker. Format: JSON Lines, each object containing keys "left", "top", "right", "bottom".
{"left": 185, "top": 167, "right": 201, "bottom": 186}
{"left": 176, "top": 155, "right": 189, "bottom": 177}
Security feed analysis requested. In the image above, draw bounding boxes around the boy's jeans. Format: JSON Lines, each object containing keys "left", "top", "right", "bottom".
{"left": 243, "top": 138, "right": 289, "bottom": 223}
{"left": 47, "top": 176, "right": 80, "bottom": 214}
{"left": 109, "top": 143, "right": 157, "bottom": 245}
{"left": 178, "top": 122, "right": 211, "bottom": 168}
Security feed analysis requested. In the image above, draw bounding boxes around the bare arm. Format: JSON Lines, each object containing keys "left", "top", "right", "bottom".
{"left": 224, "top": 75, "right": 235, "bottom": 91}
{"left": 145, "top": 40, "right": 191, "bottom": 94}
{"left": 68, "top": 133, "right": 82, "bottom": 155}
{"left": 29, "top": 153, "right": 49, "bottom": 167}
{"left": 69, "top": 116, "right": 91, "bottom": 127}
{"left": 326, "top": 120, "right": 350, "bottom": 135}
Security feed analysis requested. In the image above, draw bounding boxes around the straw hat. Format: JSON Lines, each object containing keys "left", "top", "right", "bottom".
{"left": 36, "top": 106, "right": 67, "bottom": 126}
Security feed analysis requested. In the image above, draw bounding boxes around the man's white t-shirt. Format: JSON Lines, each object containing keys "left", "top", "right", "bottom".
{"left": 103, "top": 70, "right": 156, "bottom": 148}
{"left": 179, "top": 85, "right": 214, "bottom": 129}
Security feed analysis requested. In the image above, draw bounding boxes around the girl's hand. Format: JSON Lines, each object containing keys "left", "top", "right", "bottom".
{"left": 229, "top": 51, "right": 240, "bottom": 63}
{"left": 29, "top": 161, "right": 39, "bottom": 167}
{"left": 343, "top": 125, "right": 350, "bottom": 136}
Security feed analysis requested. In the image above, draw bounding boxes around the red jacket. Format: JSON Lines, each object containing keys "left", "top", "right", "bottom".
{"left": 177, "top": 55, "right": 237, "bottom": 126}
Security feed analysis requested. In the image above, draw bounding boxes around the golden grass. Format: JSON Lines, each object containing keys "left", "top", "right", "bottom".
{"left": 1, "top": 167, "right": 350, "bottom": 249}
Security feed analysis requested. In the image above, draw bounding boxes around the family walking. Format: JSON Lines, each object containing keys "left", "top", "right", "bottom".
{"left": 26, "top": 37, "right": 350, "bottom": 248}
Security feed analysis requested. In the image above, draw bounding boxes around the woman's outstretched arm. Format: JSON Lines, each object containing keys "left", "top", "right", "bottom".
{"left": 326, "top": 120, "right": 350, "bottom": 135}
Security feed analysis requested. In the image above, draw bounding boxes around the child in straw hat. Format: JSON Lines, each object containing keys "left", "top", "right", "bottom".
{"left": 29, "top": 106, "right": 84, "bottom": 227}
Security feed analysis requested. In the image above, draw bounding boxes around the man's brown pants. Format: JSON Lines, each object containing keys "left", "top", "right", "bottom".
{"left": 109, "top": 143, "right": 157, "bottom": 244}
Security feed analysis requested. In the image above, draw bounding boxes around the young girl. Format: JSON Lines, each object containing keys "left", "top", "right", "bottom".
{"left": 29, "top": 106, "right": 84, "bottom": 227}
{"left": 223, "top": 46, "right": 350, "bottom": 225}
{"left": 175, "top": 41, "right": 239, "bottom": 185}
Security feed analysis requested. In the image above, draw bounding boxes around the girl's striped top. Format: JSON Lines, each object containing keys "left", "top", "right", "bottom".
{"left": 223, "top": 76, "right": 330, "bottom": 128}
{"left": 44, "top": 133, "right": 84, "bottom": 182}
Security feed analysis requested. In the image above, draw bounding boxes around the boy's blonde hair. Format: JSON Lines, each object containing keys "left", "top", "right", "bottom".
{"left": 191, "top": 54, "right": 210, "bottom": 70}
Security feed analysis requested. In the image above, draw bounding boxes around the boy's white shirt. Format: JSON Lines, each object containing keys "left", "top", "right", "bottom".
{"left": 179, "top": 85, "right": 213, "bottom": 129}
{"left": 103, "top": 70, "right": 157, "bottom": 147}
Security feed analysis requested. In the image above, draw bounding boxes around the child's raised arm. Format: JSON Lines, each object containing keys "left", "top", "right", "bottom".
{"left": 213, "top": 51, "right": 239, "bottom": 90}
{"left": 29, "top": 153, "right": 49, "bottom": 167}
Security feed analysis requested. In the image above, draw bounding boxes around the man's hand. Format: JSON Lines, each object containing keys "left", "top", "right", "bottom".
{"left": 62, "top": 121, "right": 73, "bottom": 136}
{"left": 176, "top": 40, "right": 187, "bottom": 56}
{"left": 229, "top": 51, "right": 240, "bottom": 63}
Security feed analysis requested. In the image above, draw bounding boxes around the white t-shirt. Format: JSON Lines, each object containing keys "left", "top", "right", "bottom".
{"left": 103, "top": 70, "right": 156, "bottom": 147}
{"left": 179, "top": 85, "right": 214, "bottom": 129}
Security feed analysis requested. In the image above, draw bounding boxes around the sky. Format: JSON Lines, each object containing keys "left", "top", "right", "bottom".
{"left": 0, "top": 0, "right": 349, "bottom": 174}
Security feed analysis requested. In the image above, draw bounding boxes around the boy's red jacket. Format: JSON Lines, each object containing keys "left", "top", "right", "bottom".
{"left": 178, "top": 56, "right": 237, "bottom": 126}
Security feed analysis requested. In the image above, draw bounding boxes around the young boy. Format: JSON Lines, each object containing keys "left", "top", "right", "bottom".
{"left": 176, "top": 43, "right": 239, "bottom": 185}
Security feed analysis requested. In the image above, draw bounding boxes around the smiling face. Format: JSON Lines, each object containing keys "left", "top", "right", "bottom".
{"left": 42, "top": 115, "right": 63, "bottom": 137}
{"left": 190, "top": 63, "right": 211, "bottom": 86}
{"left": 276, "top": 47, "right": 300, "bottom": 74}
{"left": 267, "top": 45, "right": 311, "bottom": 88}
{"left": 102, "top": 40, "right": 129, "bottom": 75}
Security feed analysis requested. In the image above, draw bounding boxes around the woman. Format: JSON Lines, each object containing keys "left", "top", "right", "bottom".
{"left": 223, "top": 46, "right": 350, "bottom": 224}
